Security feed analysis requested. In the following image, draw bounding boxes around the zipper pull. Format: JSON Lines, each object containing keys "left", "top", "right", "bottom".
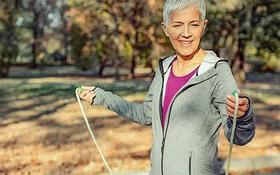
{"left": 189, "top": 151, "right": 193, "bottom": 175}
{"left": 189, "top": 151, "right": 193, "bottom": 157}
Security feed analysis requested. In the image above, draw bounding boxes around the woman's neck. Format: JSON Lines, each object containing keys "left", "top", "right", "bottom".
{"left": 176, "top": 48, "right": 206, "bottom": 66}
{"left": 172, "top": 48, "right": 206, "bottom": 76}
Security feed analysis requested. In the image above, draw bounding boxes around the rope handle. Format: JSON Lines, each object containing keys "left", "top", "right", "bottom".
{"left": 225, "top": 90, "right": 239, "bottom": 175}
{"left": 75, "top": 87, "right": 113, "bottom": 175}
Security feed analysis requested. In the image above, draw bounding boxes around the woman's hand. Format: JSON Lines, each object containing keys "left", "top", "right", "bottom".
{"left": 226, "top": 90, "right": 249, "bottom": 118}
{"left": 77, "top": 86, "right": 96, "bottom": 104}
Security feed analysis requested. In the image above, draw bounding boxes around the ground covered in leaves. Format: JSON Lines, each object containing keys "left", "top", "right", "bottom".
{"left": 0, "top": 66, "right": 279, "bottom": 175}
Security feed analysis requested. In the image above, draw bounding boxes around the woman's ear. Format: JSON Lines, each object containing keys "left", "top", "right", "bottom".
{"left": 161, "top": 22, "right": 169, "bottom": 37}
{"left": 202, "top": 19, "right": 208, "bottom": 33}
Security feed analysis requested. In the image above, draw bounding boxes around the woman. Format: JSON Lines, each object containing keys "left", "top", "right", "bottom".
{"left": 78, "top": 0, "right": 255, "bottom": 174}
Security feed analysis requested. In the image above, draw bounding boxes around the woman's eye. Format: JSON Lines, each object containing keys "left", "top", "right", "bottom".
{"left": 191, "top": 24, "right": 200, "bottom": 27}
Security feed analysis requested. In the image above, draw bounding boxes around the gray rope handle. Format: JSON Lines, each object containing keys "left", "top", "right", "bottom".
{"left": 225, "top": 91, "right": 239, "bottom": 175}
{"left": 75, "top": 88, "right": 113, "bottom": 175}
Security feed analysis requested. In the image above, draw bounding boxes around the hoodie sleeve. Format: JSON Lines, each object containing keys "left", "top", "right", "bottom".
{"left": 91, "top": 72, "right": 159, "bottom": 125}
{"left": 212, "top": 62, "right": 255, "bottom": 146}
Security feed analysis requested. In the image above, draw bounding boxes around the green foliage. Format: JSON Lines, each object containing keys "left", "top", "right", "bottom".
{"left": 251, "top": 0, "right": 280, "bottom": 72}
{"left": 247, "top": 50, "right": 280, "bottom": 73}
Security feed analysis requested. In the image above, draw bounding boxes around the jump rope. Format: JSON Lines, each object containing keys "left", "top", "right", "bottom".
{"left": 75, "top": 87, "right": 239, "bottom": 175}
{"left": 75, "top": 87, "right": 113, "bottom": 175}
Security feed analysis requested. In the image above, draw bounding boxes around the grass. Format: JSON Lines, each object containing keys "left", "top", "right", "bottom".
{"left": 0, "top": 68, "right": 279, "bottom": 174}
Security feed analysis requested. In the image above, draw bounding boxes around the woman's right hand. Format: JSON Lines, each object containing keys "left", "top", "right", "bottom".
{"left": 78, "top": 86, "right": 96, "bottom": 104}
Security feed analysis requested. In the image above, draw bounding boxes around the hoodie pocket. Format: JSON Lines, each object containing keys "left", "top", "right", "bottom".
{"left": 188, "top": 150, "right": 197, "bottom": 175}
{"left": 164, "top": 148, "right": 197, "bottom": 174}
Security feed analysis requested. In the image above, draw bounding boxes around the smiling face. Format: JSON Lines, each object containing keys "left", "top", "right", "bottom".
{"left": 162, "top": 5, "right": 208, "bottom": 60}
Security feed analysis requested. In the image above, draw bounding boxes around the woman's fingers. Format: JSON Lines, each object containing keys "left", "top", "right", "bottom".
{"left": 81, "top": 86, "right": 96, "bottom": 91}
{"left": 78, "top": 89, "right": 96, "bottom": 104}
{"left": 226, "top": 93, "right": 249, "bottom": 118}
{"left": 84, "top": 91, "right": 96, "bottom": 104}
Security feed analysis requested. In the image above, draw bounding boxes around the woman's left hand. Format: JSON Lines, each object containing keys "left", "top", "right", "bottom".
{"left": 226, "top": 90, "right": 249, "bottom": 118}
{"left": 77, "top": 86, "right": 96, "bottom": 104}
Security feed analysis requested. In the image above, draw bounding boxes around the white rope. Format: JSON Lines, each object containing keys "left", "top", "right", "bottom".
{"left": 75, "top": 88, "right": 239, "bottom": 175}
{"left": 75, "top": 88, "right": 113, "bottom": 175}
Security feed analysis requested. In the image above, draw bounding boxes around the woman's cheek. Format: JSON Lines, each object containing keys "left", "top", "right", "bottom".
{"left": 169, "top": 31, "right": 181, "bottom": 40}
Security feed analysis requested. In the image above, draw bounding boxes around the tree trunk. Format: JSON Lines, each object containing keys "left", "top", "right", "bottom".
{"left": 92, "top": 51, "right": 100, "bottom": 76}
{"left": 231, "top": 0, "right": 253, "bottom": 84}
{"left": 0, "top": 0, "right": 20, "bottom": 77}
{"left": 129, "top": 2, "right": 141, "bottom": 79}
{"left": 62, "top": 5, "right": 69, "bottom": 63}
{"left": 113, "top": 20, "right": 120, "bottom": 80}
{"left": 130, "top": 51, "right": 136, "bottom": 78}
{"left": 98, "top": 56, "right": 106, "bottom": 76}
{"left": 233, "top": 39, "right": 246, "bottom": 84}
{"left": 31, "top": 13, "right": 39, "bottom": 69}
{"left": 107, "top": 3, "right": 121, "bottom": 79}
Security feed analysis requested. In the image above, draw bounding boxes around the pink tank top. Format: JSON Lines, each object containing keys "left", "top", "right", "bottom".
{"left": 162, "top": 61, "right": 200, "bottom": 129}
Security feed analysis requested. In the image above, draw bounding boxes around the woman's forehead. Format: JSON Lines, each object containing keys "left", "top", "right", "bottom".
{"left": 170, "top": 6, "right": 201, "bottom": 22}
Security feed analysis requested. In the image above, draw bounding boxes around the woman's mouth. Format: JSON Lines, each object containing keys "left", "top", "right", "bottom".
{"left": 179, "top": 40, "right": 192, "bottom": 46}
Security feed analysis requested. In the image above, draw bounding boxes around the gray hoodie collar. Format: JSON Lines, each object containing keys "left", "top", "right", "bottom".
{"left": 160, "top": 50, "right": 222, "bottom": 75}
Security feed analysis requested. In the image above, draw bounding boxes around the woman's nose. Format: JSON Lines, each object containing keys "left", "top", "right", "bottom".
{"left": 182, "top": 25, "right": 192, "bottom": 38}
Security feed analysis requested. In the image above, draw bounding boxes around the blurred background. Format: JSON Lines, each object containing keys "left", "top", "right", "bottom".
{"left": 0, "top": 0, "right": 279, "bottom": 174}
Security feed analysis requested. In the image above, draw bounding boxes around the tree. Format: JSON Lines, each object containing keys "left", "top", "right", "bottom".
{"left": 0, "top": 0, "right": 20, "bottom": 77}
{"left": 66, "top": 0, "right": 166, "bottom": 77}
{"left": 67, "top": 0, "right": 111, "bottom": 74}
{"left": 205, "top": 0, "right": 280, "bottom": 83}
{"left": 20, "top": 0, "right": 50, "bottom": 68}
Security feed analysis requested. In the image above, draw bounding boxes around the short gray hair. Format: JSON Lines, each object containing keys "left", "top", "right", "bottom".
{"left": 163, "top": 0, "right": 206, "bottom": 26}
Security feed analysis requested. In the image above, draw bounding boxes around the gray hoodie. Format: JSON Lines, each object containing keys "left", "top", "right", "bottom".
{"left": 93, "top": 51, "right": 255, "bottom": 175}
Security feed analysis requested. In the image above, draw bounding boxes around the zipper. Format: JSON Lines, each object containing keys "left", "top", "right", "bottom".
{"left": 189, "top": 151, "right": 193, "bottom": 175}
{"left": 159, "top": 60, "right": 165, "bottom": 130}
{"left": 161, "top": 137, "right": 165, "bottom": 175}
{"left": 159, "top": 60, "right": 165, "bottom": 175}
{"left": 159, "top": 85, "right": 196, "bottom": 175}
{"left": 159, "top": 59, "right": 197, "bottom": 175}
{"left": 158, "top": 57, "right": 221, "bottom": 174}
